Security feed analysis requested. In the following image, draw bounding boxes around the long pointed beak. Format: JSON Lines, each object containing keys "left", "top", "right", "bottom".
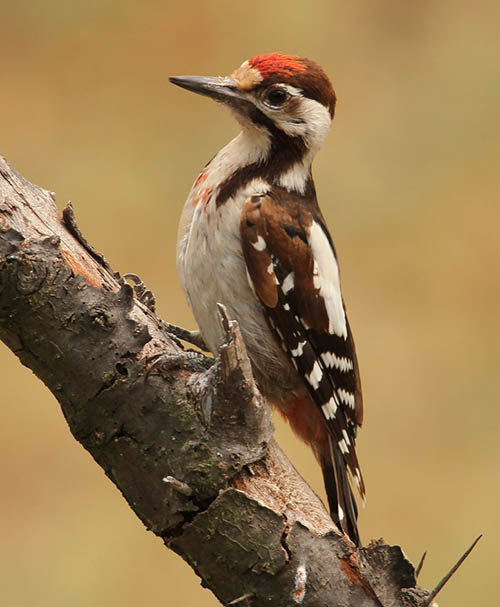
{"left": 169, "top": 75, "right": 244, "bottom": 104}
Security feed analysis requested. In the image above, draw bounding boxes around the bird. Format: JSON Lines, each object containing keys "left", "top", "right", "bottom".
{"left": 170, "top": 52, "right": 365, "bottom": 546}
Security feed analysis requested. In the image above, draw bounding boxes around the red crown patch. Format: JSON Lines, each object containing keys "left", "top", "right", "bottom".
{"left": 248, "top": 52, "right": 307, "bottom": 77}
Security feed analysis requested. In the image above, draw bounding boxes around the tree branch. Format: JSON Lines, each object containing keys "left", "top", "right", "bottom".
{"left": 0, "top": 154, "right": 431, "bottom": 606}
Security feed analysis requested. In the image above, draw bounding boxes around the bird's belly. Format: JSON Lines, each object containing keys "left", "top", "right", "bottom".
{"left": 182, "top": 198, "right": 253, "bottom": 351}
{"left": 177, "top": 195, "right": 299, "bottom": 400}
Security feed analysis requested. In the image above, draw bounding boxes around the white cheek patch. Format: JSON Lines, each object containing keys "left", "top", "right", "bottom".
{"left": 274, "top": 97, "right": 331, "bottom": 146}
{"left": 277, "top": 99, "right": 331, "bottom": 193}
{"left": 299, "top": 98, "right": 331, "bottom": 151}
{"left": 308, "top": 221, "right": 347, "bottom": 338}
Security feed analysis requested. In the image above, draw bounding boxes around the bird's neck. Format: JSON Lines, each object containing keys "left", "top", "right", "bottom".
{"left": 212, "top": 127, "right": 316, "bottom": 207}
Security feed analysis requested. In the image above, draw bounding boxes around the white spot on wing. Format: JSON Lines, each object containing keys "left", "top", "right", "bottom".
{"left": 252, "top": 235, "right": 266, "bottom": 251}
{"left": 338, "top": 438, "right": 349, "bottom": 454}
{"left": 309, "top": 221, "right": 347, "bottom": 338}
{"left": 290, "top": 341, "right": 306, "bottom": 357}
{"left": 338, "top": 505, "right": 344, "bottom": 521}
{"left": 354, "top": 468, "right": 362, "bottom": 490}
{"left": 338, "top": 389, "right": 355, "bottom": 409}
{"left": 321, "top": 351, "right": 353, "bottom": 372}
{"left": 306, "top": 361, "right": 323, "bottom": 389}
{"left": 322, "top": 396, "right": 337, "bottom": 420}
{"left": 282, "top": 271, "right": 295, "bottom": 294}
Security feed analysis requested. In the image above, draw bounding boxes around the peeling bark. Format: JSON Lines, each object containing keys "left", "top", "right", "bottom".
{"left": 0, "top": 155, "right": 432, "bottom": 606}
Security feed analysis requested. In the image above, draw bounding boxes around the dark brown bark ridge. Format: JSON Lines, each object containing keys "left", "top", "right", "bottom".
{"left": 0, "top": 154, "right": 432, "bottom": 606}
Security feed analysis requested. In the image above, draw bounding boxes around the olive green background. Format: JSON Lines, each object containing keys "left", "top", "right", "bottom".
{"left": 1, "top": 2, "right": 499, "bottom": 605}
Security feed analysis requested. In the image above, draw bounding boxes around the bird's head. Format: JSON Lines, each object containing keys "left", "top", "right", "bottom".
{"left": 170, "top": 52, "right": 336, "bottom": 153}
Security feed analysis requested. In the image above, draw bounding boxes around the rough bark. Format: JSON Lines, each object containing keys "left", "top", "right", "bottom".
{"left": 0, "top": 155, "right": 431, "bottom": 606}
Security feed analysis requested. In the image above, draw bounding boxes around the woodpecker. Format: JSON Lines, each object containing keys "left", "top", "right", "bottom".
{"left": 170, "top": 52, "right": 365, "bottom": 546}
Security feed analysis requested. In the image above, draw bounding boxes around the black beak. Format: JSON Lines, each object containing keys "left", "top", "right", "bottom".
{"left": 169, "top": 75, "right": 244, "bottom": 105}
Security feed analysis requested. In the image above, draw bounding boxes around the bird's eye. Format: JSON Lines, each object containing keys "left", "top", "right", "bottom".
{"left": 265, "top": 87, "right": 289, "bottom": 108}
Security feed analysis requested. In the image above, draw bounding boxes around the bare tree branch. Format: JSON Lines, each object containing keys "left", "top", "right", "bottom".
{"left": 422, "top": 536, "right": 482, "bottom": 607}
{"left": 0, "top": 154, "right": 433, "bottom": 606}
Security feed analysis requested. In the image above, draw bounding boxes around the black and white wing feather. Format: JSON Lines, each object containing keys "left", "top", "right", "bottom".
{"left": 240, "top": 190, "right": 365, "bottom": 543}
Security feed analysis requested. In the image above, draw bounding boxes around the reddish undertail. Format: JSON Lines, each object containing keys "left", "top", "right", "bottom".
{"left": 280, "top": 394, "right": 361, "bottom": 546}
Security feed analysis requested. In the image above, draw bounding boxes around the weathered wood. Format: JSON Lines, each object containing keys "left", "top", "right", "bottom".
{"left": 0, "top": 154, "right": 431, "bottom": 606}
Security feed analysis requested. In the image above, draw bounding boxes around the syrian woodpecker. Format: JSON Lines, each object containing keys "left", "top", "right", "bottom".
{"left": 170, "top": 52, "right": 365, "bottom": 546}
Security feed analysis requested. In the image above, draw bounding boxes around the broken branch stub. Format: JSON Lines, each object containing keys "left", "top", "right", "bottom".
{"left": 202, "top": 303, "right": 274, "bottom": 459}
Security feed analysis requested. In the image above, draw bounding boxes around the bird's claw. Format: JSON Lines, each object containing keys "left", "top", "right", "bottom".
{"left": 160, "top": 321, "right": 209, "bottom": 351}
{"left": 123, "top": 272, "right": 156, "bottom": 312}
{"left": 122, "top": 275, "right": 209, "bottom": 352}
{"left": 144, "top": 350, "right": 213, "bottom": 381}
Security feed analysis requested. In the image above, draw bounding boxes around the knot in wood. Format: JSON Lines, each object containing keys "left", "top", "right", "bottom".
{"left": 8, "top": 249, "right": 49, "bottom": 295}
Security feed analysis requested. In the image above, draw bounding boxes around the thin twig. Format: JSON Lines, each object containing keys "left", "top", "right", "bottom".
{"left": 223, "top": 592, "right": 254, "bottom": 606}
{"left": 415, "top": 551, "right": 427, "bottom": 578}
{"left": 162, "top": 475, "right": 193, "bottom": 497}
{"left": 62, "top": 201, "right": 115, "bottom": 273}
{"left": 422, "top": 535, "right": 482, "bottom": 606}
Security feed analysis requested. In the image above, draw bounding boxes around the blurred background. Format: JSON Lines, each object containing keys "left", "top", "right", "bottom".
{"left": 1, "top": 1, "right": 499, "bottom": 605}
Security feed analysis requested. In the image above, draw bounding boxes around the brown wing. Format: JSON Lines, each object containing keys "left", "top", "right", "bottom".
{"left": 240, "top": 191, "right": 365, "bottom": 499}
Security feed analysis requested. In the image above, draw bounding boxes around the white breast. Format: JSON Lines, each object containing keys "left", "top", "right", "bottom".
{"left": 176, "top": 130, "right": 313, "bottom": 401}
{"left": 176, "top": 130, "right": 272, "bottom": 354}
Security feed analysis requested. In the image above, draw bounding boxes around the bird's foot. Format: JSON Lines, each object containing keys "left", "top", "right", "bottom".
{"left": 144, "top": 350, "right": 213, "bottom": 380}
{"left": 123, "top": 274, "right": 208, "bottom": 351}
{"left": 159, "top": 321, "right": 208, "bottom": 351}
{"left": 123, "top": 272, "right": 156, "bottom": 312}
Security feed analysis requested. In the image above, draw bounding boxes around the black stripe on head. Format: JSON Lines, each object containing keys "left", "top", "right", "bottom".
{"left": 245, "top": 103, "right": 308, "bottom": 165}
{"left": 215, "top": 110, "right": 309, "bottom": 207}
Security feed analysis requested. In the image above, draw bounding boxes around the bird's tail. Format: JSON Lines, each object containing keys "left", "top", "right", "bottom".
{"left": 321, "top": 435, "right": 360, "bottom": 546}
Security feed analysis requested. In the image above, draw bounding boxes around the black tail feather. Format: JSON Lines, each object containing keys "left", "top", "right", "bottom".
{"left": 322, "top": 436, "right": 360, "bottom": 546}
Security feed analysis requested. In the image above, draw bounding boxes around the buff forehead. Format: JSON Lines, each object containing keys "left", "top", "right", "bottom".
{"left": 230, "top": 60, "right": 263, "bottom": 91}
{"left": 231, "top": 52, "right": 307, "bottom": 91}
